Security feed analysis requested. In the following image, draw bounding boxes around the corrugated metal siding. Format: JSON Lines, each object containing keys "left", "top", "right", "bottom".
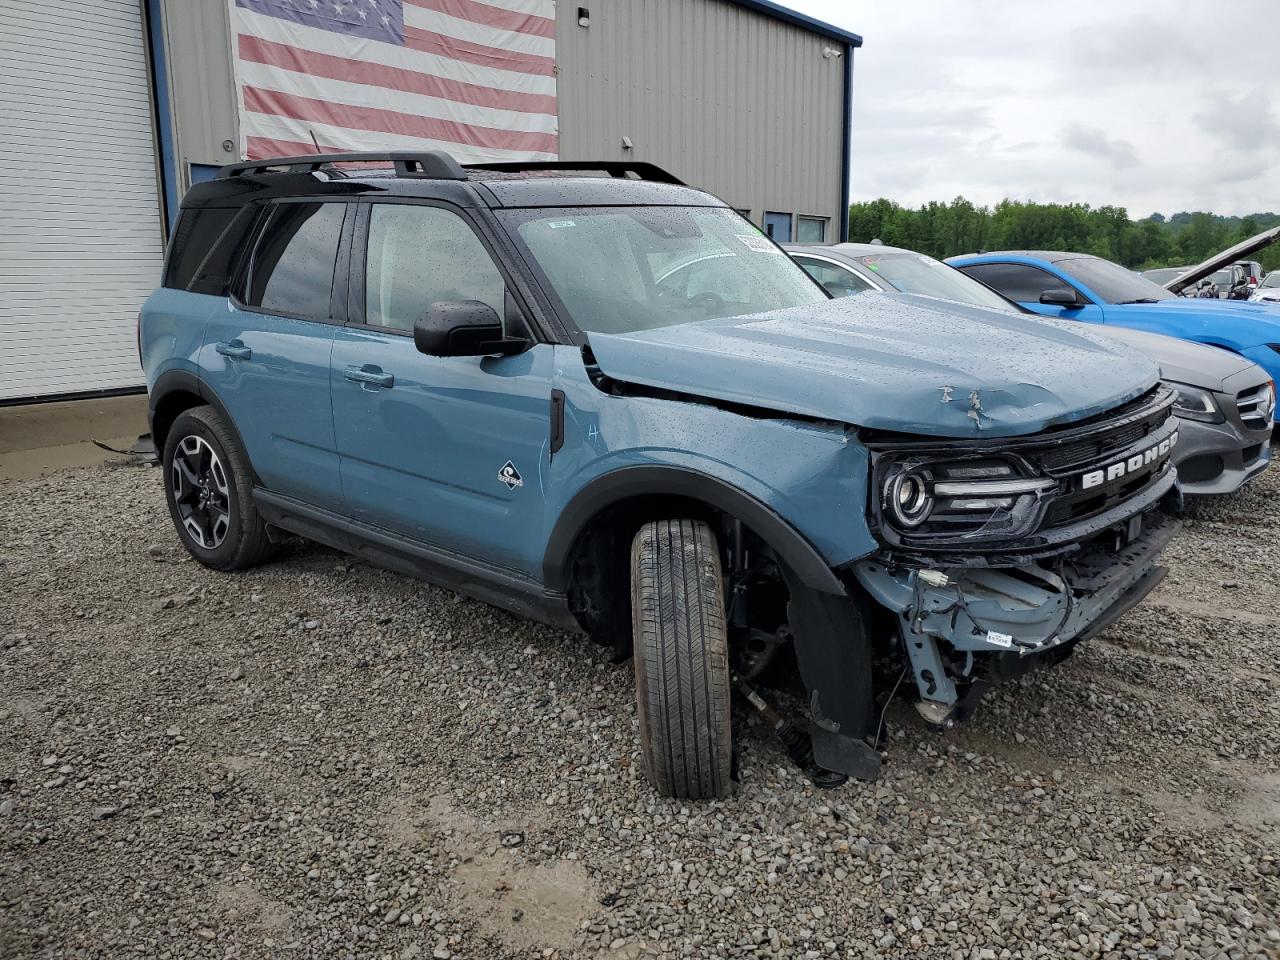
{"left": 154, "top": 0, "right": 848, "bottom": 229}
{"left": 0, "top": 0, "right": 165, "bottom": 400}
{"left": 555, "top": 0, "right": 847, "bottom": 233}
{"left": 159, "top": 0, "right": 240, "bottom": 183}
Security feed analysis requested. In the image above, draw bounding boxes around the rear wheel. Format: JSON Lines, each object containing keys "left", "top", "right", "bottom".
{"left": 631, "top": 519, "right": 733, "bottom": 799}
{"left": 162, "top": 405, "right": 275, "bottom": 571}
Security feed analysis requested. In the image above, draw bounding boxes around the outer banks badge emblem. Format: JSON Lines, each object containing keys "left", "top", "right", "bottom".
{"left": 498, "top": 461, "right": 523, "bottom": 490}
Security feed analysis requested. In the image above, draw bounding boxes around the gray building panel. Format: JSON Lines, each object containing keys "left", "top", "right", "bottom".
{"left": 158, "top": 0, "right": 240, "bottom": 187}
{"left": 554, "top": 0, "right": 851, "bottom": 238}
{"left": 153, "top": 0, "right": 853, "bottom": 235}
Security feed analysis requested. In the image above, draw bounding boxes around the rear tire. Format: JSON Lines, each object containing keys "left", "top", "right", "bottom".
{"left": 631, "top": 519, "right": 733, "bottom": 799}
{"left": 162, "top": 405, "right": 275, "bottom": 571}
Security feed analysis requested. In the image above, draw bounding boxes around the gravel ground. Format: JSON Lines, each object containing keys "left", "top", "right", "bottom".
{"left": 1, "top": 454, "right": 1278, "bottom": 960}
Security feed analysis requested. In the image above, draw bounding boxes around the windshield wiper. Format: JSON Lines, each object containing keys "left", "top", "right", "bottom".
{"left": 1117, "top": 298, "right": 1161, "bottom": 304}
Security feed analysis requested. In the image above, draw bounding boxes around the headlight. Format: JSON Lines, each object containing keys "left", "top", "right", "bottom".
{"left": 1167, "top": 381, "right": 1220, "bottom": 422}
{"left": 878, "top": 458, "right": 1055, "bottom": 539}
{"left": 888, "top": 471, "right": 932, "bottom": 526}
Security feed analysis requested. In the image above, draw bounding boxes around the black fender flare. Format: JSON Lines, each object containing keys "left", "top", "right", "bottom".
{"left": 541, "top": 465, "right": 846, "bottom": 595}
{"left": 148, "top": 370, "right": 254, "bottom": 479}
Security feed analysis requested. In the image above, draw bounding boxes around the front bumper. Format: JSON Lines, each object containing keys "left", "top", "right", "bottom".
{"left": 1172, "top": 367, "right": 1273, "bottom": 495}
{"left": 1173, "top": 415, "right": 1271, "bottom": 495}
{"left": 854, "top": 503, "right": 1179, "bottom": 716}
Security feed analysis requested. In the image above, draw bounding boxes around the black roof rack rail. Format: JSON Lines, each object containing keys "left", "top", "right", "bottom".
{"left": 217, "top": 151, "right": 467, "bottom": 180}
{"left": 463, "top": 161, "right": 685, "bottom": 185}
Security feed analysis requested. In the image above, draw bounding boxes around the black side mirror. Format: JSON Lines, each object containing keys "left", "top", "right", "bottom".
{"left": 1039, "top": 287, "right": 1083, "bottom": 307}
{"left": 413, "top": 300, "right": 527, "bottom": 357}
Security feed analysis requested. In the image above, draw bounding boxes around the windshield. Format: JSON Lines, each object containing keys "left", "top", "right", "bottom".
{"left": 1261, "top": 273, "right": 1280, "bottom": 289}
{"left": 1141, "top": 267, "right": 1184, "bottom": 284}
{"left": 498, "top": 206, "right": 827, "bottom": 334}
{"left": 1057, "top": 256, "right": 1175, "bottom": 303}
{"left": 855, "top": 252, "right": 1015, "bottom": 311}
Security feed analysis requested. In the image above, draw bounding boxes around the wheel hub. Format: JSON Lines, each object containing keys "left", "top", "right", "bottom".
{"left": 171, "top": 435, "right": 231, "bottom": 549}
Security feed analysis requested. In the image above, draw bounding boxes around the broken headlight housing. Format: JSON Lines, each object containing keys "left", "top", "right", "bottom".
{"left": 877, "top": 456, "right": 1056, "bottom": 543}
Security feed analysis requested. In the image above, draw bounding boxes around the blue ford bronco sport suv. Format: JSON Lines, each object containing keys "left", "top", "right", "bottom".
{"left": 142, "top": 152, "right": 1181, "bottom": 799}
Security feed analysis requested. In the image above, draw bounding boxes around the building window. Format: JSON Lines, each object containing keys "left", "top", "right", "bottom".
{"left": 795, "top": 216, "right": 827, "bottom": 243}
{"left": 763, "top": 212, "right": 792, "bottom": 242}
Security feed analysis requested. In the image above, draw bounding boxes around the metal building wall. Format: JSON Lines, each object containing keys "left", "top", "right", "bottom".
{"left": 153, "top": 0, "right": 850, "bottom": 235}
{"left": 156, "top": 0, "right": 240, "bottom": 191}
{"left": 554, "top": 0, "right": 850, "bottom": 237}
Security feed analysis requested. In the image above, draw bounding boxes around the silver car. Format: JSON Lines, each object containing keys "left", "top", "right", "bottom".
{"left": 1251, "top": 271, "right": 1280, "bottom": 304}
{"left": 788, "top": 242, "right": 1274, "bottom": 496}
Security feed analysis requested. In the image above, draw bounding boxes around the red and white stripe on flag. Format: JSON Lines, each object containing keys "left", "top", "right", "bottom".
{"left": 229, "top": 0, "right": 558, "bottom": 162}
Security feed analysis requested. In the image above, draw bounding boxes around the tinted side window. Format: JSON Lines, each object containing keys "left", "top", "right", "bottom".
{"left": 164, "top": 207, "right": 237, "bottom": 290}
{"left": 190, "top": 206, "right": 262, "bottom": 296}
{"left": 957, "top": 262, "right": 1071, "bottom": 302}
{"left": 245, "top": 202, "right": 346, "bottom": 319}
{"left": 794, "top": 257, "right": 873, "bottom": 297}
{"left": 365, "top": 204, "right": 506, "bottom": 332}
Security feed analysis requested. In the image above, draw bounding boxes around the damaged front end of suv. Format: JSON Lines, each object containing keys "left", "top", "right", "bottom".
{"left": 854, "top": 385, "right": 1180, "bottom": 725}
{"left": 577, "top": 290, "right": 1181, "bottom": 786}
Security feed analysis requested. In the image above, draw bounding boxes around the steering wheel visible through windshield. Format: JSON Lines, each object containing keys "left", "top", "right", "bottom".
{"left": 497, "top": 206, "right": 829, "bottom": 334}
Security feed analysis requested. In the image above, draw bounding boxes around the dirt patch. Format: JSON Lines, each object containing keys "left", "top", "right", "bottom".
{"left": 1238, "top": 772, "right": 1280, "bottom": 832}
{"left": 418, "top": 793, "right": 596, "bottom": 954}
{"left": 1136, "top": 762, "right": 1280, "bottom": 836}
{"left": 1147, "top": 596, "right": 1276, "bottom": 628}
{"left": 214, "top": 882, "right": 293, "bottom": 940}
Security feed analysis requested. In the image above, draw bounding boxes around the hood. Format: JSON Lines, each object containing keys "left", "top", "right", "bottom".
{"left": 1114, "top": 295, "right": 1280, "bottom": 331}
{"left": 1089, "top": 325, "right": 1255, "bottom": 391}
{"left": 586, "top": 293, "right": 1160, "bottom": 438}
{"left": 1163, "top": 225, "right": 1280, "bottom": 293}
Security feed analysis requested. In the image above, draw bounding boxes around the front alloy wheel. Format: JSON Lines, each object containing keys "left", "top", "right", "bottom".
{"left": 171, "top": 434, "right": 231, "bottom": 549}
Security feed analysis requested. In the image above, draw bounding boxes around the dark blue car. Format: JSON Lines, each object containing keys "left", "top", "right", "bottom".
{"left": 947, "top": 251, "right": 1280, "bottom": 414}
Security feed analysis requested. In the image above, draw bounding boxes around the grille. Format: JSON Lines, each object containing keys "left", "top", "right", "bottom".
{"left": 1042, "top": 429, "right": 1175, "bottom": 527}
{"left": 866, "top": 386, "right": 1177, "bottom": 552}
{"left": 1236, "top": 383, "right": 1273, "bottom": 430}
{"left": 1037, "top": 391, "right": 1171, "bottom": 476}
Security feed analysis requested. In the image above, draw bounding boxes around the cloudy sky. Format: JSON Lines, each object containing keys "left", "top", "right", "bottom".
{"left": 787, "top": 0, "right": 1278, "bottom": 217}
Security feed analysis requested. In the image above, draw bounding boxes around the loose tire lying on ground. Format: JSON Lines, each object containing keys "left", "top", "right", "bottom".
{"left": 631, "top": 519, "right": 733, "bottom": 799}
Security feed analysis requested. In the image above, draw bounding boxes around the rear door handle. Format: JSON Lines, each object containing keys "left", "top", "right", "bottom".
{"left": 344, "top": 364, "right": 394, "bottom": 389}
{"left": 216, "top": 339, "right": 252, "bottom": 361}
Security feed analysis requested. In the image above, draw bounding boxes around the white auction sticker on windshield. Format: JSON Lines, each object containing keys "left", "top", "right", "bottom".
{"left": 737, "top": 234, "right": 783, "bottom": 253}
{"left": 547, "top": 220, "right": 577, "bottom": 229}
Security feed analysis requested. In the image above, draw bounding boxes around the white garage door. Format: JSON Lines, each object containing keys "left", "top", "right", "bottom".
{"left": 0, "top": 0, "right": 166, "bottom": 401}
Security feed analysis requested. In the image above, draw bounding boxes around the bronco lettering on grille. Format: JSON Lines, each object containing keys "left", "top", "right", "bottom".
{"left": 1080, "top": 431, "right": 1178, "bottom": 490}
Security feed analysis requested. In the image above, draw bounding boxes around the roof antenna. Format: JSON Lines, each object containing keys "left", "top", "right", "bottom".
{"left": 308, "top": 129, "right": 322, "bottom": 153}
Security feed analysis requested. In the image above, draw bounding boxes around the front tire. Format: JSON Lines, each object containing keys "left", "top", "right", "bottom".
{"left": 162, "top": 405, "right": 274, "bottom": 571}
{"left": 631, "top": 519, "right": 733, "bottom": 799}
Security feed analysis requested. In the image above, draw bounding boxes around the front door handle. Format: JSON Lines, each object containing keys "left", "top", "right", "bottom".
{"left": 344, "top": 364, "right": 394, "bottom": 389}
{"left": 216, "top": 339, "right": 252, "bottom": 361}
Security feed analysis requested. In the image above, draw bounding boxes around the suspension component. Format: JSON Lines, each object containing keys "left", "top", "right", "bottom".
{"left": 735, "top": 677, "right": 847, "bottom": 789}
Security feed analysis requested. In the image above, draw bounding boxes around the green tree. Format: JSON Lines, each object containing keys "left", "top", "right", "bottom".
{"left": 845, "top": 198, "right": 1278, "bottom": 271}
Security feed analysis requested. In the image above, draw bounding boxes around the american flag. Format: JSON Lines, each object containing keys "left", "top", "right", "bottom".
{"left": 230, "top": 0, "right": 557, "bottom": 162}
